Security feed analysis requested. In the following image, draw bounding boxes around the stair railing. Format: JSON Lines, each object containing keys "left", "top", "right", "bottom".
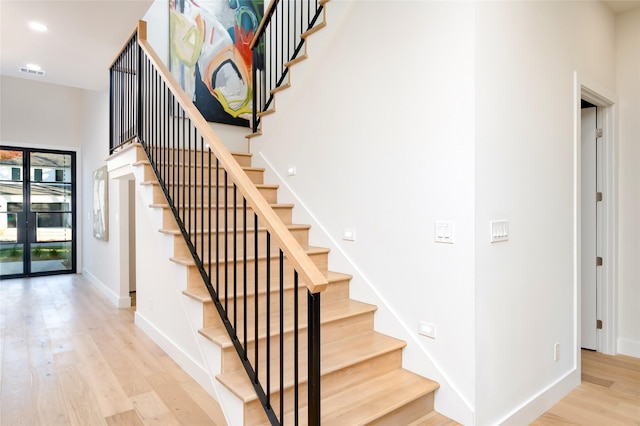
{"left": 109, "top": 21, "right": 328, "bottom": 425}
{"left": 251, "top": 0, "right": 327, "bottom": 133}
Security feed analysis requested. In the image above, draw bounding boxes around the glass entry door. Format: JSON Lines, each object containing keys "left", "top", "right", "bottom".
{"left": 0, "top": 147, "right": 76, "bottom": 278}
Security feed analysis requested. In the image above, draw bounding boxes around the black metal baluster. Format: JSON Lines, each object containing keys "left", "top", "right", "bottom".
{"left": 266, "top": 232, "right": 271, "bottom": 409}
{"left": 279, "top": 249, "right": 284, "bottom": 423}
{"left": 243, "top": 197, "right": 248, "bottom": 358}
{"left": 216, "top": 159, "right": 220, "bottom": 296}
{"left": 308, "top": 290, "right": 321, "bottom": 426}
{"left": 233, "top": 184, "right": 237, "bottom": 331}
{"left": 294, "top": 271, "right": 299, "bottom": 426}
{"left": 200, "top": 136, "right": 204, "bottom": 265}
{"left": 254, "top": 213, "right": 259, "bottom": 380}
{"left": 208, "top": 148, "right": 212, "bottom": 293}
{"left": 224, "top": 171, "right": 229, "bottom": 313}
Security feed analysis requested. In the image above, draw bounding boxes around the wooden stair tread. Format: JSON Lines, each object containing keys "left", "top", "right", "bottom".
{"left": 150, "top": 202, "right": 294, "bottom": 209}
{"left": 135, "top": 159, "right": 263, "bottom": 173}
{"left": 288, "top": 369, "right": 439, "bottom": 426}
{"left": 271, "top": 82, "right": 291, "bottom": 94}
{"left": 169, "top": 245, "right": 328, "bottom": 266}
{"left": 159, "top": 223, "right": 310, "bottom": 236}
{"left": 150, "top": 162, "right": 264, "bottom": 172}
{"left": 183, "top": 270, "right": 352, "bottom": 303}
{"left": 246, "top": 130, "right": 262, "bottom": 139}
{"left": 140, "top": 180, "right": 278, "bottom": 189}
{"left": 257, "top": 109, "right": 276, "bottom": 118}
{"left": 406, "top": 411, "right": 460, "bottom": 426}
{"left": 216, "top": 331, "right": 407, "bottom": 402}
{"left": 199, "top": 298, "right": 377, "bottom": 349}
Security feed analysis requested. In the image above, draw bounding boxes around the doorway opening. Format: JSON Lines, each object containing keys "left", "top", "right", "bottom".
{"left": 579, "top": 85, "right": 617, "bottom": 355}
{"left": 0, "top": 147, "right": 77, "bottom": 278}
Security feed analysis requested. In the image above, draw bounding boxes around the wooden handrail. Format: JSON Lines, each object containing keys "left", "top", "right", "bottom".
{"left": 108, "top": 21, "right": 146, "bottom": 70}
{"left": 136, "top": 21, "right": 328, "bottom": 294}
{"left": 250, "top": 0, "right": 279, "bottom": 50}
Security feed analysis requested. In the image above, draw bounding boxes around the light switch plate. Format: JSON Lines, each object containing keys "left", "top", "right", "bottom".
{"left": 435, "top": 221, "right": 455, "bottom": 244}
{"left": 490, "top": 220, "right": 509, "bottom": 242}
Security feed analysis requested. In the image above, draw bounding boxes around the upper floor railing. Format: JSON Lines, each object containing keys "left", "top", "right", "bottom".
{"left": 109, "top": 20, "right": 328, "bottom": 425}
{"left": 251, "top": 0, "right": 327, "bottom": 133}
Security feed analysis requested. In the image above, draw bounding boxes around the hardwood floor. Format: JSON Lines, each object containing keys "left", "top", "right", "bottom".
{"left": 1, "top": 274, "right": 638, "bottom": 425}
{"left": 532, "top": 349, "right": 640, "bottom": 425}
{"left": 0, "top": 274, "right": 226, "bottom": 426}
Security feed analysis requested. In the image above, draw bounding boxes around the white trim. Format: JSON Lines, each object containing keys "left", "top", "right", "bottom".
{"left": 0, "top": 141, "right": 84, "bottom": 274}
{"left": 83, "top": 268, "right": 131, "bottom": 308}
{"left": 134, "top": 310, "right": 214, "bottom": 393}
{"left": 617, "top": 338, "right": 640, "bottom": 358}
{"left": 579, "top": 82, "right": 618, "bottom": 356}
{"left": 498, "top": 369, "right": 580, "bottom": 426}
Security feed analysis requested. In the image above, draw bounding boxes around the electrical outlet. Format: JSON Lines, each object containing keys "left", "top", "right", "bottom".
{"left": 287, "top": 167, "right": 296, "bottom": 176}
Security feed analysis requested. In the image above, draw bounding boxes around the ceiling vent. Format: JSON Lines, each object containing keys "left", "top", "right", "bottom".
{"left": 19, "top": 67, "right": 46, "bottom": 76}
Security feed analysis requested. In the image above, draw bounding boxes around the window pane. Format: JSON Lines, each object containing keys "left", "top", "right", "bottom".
{"left": 30, "top": 241, "right": 72, "bottom": 273}
{"left": 30, "top": 152, "right": 72, "bottom": 183}
{"left": 0, "top": 213, "right": 18, "bottom": 241}
{"left": 30, "top": 183, "right": 72, "bottom": 212}
{"left": 0, "top": 242, "right": 24, "bottom": 275}
{"left": 0, "top": 150, "right": 23, "bottom": 182}
{"left": 35, "top": 212, "right": 72, "bottom": 242}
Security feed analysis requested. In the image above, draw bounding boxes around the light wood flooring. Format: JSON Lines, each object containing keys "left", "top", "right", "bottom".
{"left": 533, "top": 349, "right": 640, "bottom": 425}
{"left": 1, "top": 274, "right": 638, "bottom": 425}
{"left": 0, "top": 274, "right": 226, "bottom": 426}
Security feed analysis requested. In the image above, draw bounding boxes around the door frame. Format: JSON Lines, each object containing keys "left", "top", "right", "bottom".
{"left": 575, "top": 76, "right": 617, "bottom": 356}
{"left": 0, "top": 145, "right": 78, "bottom": 278}
{"left": 1, "top": 142, "right": 82, "bottom": 275}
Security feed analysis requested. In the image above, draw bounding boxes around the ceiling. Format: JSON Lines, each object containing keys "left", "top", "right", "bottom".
{"left": 0, "top": 0, "right": 638, "bottom": 93}
{"left": 0, "top": 0, "right": 153, "bottom": 92}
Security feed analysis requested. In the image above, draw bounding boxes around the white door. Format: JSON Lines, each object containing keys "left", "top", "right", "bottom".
{"left": 581, "top": 106, "right": 597, "bottom": 350}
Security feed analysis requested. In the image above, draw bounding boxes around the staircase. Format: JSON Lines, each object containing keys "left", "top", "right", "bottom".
{"left": 138, "top": 149, "right": 440, "bottom": 425}
{"left": 108, "top": 3, "right": 450, "bottom": 424}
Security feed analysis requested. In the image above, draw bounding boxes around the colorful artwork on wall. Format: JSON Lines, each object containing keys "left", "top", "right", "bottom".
{"left": 170, "top": 0, "right": 264, "bottom": 127}
{"left": 92, "top": 166, "right": 108, "bottom": 241}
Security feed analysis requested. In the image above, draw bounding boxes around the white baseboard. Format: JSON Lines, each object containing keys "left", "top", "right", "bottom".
{"left": 498, "top": 368, "right": 580, "bottom": 425}
{"left": 134, "top": 310, "right": 215, "bottom": 395}
{"left": 82, "top": 268, "right": 131, "bottom": 308}
{"left": 617, "top": 338, "right": 640, "bottom": 358}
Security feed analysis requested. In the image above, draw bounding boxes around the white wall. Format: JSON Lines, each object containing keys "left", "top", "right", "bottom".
{"left": 616, "top": 8, "right": 640, "bottom": 358}
{"left": 252, "top": 1, "right": 477, "bottom": 422}
{"left": 474, "top": 1, "right": 616, "bottom": 424}
{"left": 78, "top": 89, "right": 134, "bottom": 306}
{"left": 0, "top": 75, "right": 129, "bottom": 305}
{"left": 0, "top": 76, "right": 84, "bottom": 149}
{"left": 250, "top": 0, "right": 632, "bottom": 424}
{"left": 0, "top": 75, "right": 85, "bottom": 272}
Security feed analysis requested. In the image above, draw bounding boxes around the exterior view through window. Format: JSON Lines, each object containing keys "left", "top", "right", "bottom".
{"left": 0, "top": 147, "right": 76, "bottom": 278}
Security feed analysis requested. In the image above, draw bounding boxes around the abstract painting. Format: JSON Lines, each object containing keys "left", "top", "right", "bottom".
{"left": 93, "top": 166, "right": 108, "bottom": 241}
{"left": 170, "top": 0, "right": 264, "bottom": 127}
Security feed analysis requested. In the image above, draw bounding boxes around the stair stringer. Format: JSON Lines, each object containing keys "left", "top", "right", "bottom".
{"left": 245, "top": 2, "right": 474, "bottom": 423}
{"left": 106, "top": 144, "right": 240, "bottom": 426}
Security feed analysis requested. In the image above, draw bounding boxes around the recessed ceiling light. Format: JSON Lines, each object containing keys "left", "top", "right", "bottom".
{"left": 28, "top": 21, "right": 48, "bottom": 32}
